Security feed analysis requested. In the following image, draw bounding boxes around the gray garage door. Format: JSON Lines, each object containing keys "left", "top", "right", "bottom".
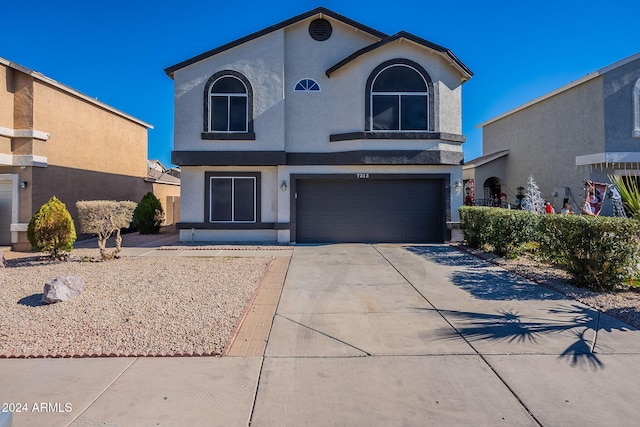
{"left": 296, "top": 178, "right": 444, "bottom": 243}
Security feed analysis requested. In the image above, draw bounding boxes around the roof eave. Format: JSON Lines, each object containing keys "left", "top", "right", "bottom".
{"left": 164, "top": 7, "right": 389, "bottom": 78}
{"left": 326, "top": 31, "right": 472, "bottom": 81}
{"left": 0, "top": 57, "right": 153, "bottom": 129}
{"left": 478, "top": 51, "right": 640, "bottom": 128}
{"left": 463, "top": 149, "right": 510, "bottom": 169}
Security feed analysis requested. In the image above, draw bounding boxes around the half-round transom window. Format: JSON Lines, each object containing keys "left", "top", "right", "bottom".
{"left": 370, "top": 65, "right": 429, "bottom": 131}
{"left": 294, "top": 78, "right": 320, "bottom": 92}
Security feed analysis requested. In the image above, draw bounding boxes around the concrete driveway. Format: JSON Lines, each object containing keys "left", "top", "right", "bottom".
{"left": 252, "top": 244, "right": 640, "bottom": 426}
{"left": 3, "top": 243, "right": 640, "bottom": 426}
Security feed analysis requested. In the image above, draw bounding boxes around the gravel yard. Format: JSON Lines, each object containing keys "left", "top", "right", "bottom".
{"left": 0, "top": 249, "right": 271, "bottom": 358}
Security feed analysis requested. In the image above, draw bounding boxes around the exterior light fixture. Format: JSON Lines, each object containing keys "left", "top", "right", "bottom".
{"left": 19, "top": 181, "right": 28, "bottom": 189}
{"left": 280, "top": 180, "right": 288, "bottom": 192}
{"left": 465, "top": 186, "right": 471, "bottom": 196}
{"left": 454, "top": 179, "right": 462, "bottom": 193}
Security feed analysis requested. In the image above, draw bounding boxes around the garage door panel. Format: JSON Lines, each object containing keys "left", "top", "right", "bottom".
{"left": 296, "top": 179, "right": 443, "bottom": 243}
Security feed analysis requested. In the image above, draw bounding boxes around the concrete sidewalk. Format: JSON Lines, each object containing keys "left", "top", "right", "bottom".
{"left": 2, "top": 244, "right": 640, "bottom": 426}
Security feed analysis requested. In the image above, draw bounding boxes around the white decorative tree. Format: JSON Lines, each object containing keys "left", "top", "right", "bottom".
{"left": 521, "top": 175, "right": 545, "bottom": 214}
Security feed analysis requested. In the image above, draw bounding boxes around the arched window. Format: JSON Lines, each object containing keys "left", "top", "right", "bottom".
{"left": 203, "top": 71, "right": 253, "bottom": 135}
{"left": 634, "top": 78, "right": 640, "bottom": 137}
{"left": 366, "top": 59, "right": 434, "bottom": 131}
{"left": 294, "top": 78, "right": 320, "bottom": 92}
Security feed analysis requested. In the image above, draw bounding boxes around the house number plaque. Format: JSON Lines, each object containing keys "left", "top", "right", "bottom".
{"left": 356, "top": 173, "right": 370, "bottom": 179}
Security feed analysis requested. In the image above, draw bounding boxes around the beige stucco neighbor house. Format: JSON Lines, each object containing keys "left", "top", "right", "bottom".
{"left": 466, "top": 52, "right": 640, "bottom": 214}
{"left": 166, "top": 7, "right": 472, "bottom": 243}
{"left": 0, "top": 57, "right": 179, "bottom": 250}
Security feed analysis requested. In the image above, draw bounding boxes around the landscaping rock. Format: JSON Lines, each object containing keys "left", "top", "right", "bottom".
{"left": 41, "top": 276, "right": 85, "bottom": 304}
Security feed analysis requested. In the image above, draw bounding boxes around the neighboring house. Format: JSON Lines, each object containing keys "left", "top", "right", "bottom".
{"left": 145, "top": 160, "right": 181, "bottom": 225}
{"left": 465, "top": 52, "right": 640, "bottom": 214}
{"left": 0, "top": 57, "right": 179, "bottom": 250}
{"left": 165, "top": 7, "right": 472, "bottom": 244}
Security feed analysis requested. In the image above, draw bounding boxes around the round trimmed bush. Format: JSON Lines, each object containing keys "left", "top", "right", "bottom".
{"left": 27, "top": 196, "right": 76, "bottom": 257}
{"left": 133, "top": 192, "right": 164, "bottom": 234}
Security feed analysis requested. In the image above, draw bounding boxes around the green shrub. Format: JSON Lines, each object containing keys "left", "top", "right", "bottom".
{"left": 133, "top": 192, "right": 164, "bottom": 234}
{"left": 76, "top": 200, "right": 137, "bottom": 260}
{"left": 459, "top": 207, "right": 493, "bottom": 249}
{"left": 545, "top": 215, "right": 640, "bottom": 291}
{"left": 459, "top": 206, "right": 640, "bottom": 291}
{"left": 27, "top": 196, "right": 76, "bottom": 258}
{"left": 459, "top": 207, "right": 542, "bottom": 257}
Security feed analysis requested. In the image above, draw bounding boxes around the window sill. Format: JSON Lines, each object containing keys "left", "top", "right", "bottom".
{"left": 329, "top": 131, "right": 465, "bottom": 143}
{"left": 177, "top": 222, "right": 280, "bottom": 230}
{"left": 633, "top": 129, "right": 640, "bottom": 138}
{"left": 201, "top": 132, "right": 256, "bottom": 141}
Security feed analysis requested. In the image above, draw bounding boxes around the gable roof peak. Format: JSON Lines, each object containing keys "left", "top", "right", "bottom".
{"left": 326, "top": 30, "right": 473, "bottom": 80}
{"left": 164, "top": 7, "right": 388, "bottom": 77}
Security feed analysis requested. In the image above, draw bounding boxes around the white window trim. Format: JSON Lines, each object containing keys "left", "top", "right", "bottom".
{"left": 634, "top": 78, "right": 640, "bottom": 138}
{"left": 209, "top": 176, "right": 256, "bottom": 223}
{"left": 208, "top": 77, "right": 249, "bottom": 133}
{"left": 369, "top": 64, "right": 429, "bottom": 132}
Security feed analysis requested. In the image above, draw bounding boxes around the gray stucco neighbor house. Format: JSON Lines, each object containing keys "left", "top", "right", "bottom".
{"left": 466, "top": 52, "right": 640, "bottom": 214}
{"left": 165, "top": 7, "right": 473, "bottom": 243}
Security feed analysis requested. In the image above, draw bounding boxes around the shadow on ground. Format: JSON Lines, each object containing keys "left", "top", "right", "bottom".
{"left": 18, "top": 293, "right": 44, "bottom": 307}
{"left": 405, "top": 245, "right": 486, "bottom": 268}
{"left": 450, "top": 269, "right": 565, "bottom": 301}
{"left": 431, "top": 303, "right": 636, "bottom": 370}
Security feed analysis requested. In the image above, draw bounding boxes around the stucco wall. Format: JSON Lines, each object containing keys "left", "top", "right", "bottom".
{"left": 289, "top": 36, "right": 465, "bottom": 153}
{"left": 173, "top": 31, "right": 287, "bottom": 152}
{"left": 482, "top": 76, "right": 605, "bottom": 203}
{"left": 172, "top": 16, "right": 466, "bottom": 155}
{"left": 32, "top": 80, "right": 148, "bottom": 177}
{"left": 283, "top": 18, "right": 379, "bottom": 151}
{"left": 603, "top": 57, "right": 640, "bottom": 150}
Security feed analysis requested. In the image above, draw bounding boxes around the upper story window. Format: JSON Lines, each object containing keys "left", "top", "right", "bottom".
{"left": 294, "top": 78, "right": 320, "bottom": 92}
{"left": 366, "top": 59, "right": 434, "bottom": 132}
{"left": 634, "top": 78, "right": 640, "bottom": 137}
{"left": 203, "top": 70, "right": 255, "bottom": 139}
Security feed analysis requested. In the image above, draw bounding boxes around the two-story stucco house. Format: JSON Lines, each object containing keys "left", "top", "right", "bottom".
{"left": 166, "top": 7, "right": 472, "bottom": 243}
{"left": 465, "top": 52, "right": 640, "bottom": 214}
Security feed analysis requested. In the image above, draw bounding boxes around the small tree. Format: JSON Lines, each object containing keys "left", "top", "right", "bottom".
{"left": 521, "top": 175, "right": 545, "bottom": 214}
{"left": 27, "top": 196, "right": 76, "bottom": 258}
{"left": 76, "top": 200, "right": 137, "bottom": 260}
{"left": 133, "top": 192, "right": 164, "bottom": 234}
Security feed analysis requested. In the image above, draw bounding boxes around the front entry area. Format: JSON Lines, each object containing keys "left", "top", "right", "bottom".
{"left": 294, "top": 176, "right": 445, "bottom": 243}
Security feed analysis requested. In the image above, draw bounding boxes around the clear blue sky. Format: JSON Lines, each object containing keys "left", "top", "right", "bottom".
{"left": 2, "top": 0, "right": 638, "bottom": 167}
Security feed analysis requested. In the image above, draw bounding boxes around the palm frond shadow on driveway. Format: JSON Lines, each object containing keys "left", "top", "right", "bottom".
{"left": 404, "top": 245, "right": 635, "bottom": 369}
{"left": 433, "top": 305, "right": 613, "bottom": 369}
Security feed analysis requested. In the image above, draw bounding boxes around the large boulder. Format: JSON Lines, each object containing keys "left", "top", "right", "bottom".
{"left": 41, "top": 276, "right": 85, "bottom": 304}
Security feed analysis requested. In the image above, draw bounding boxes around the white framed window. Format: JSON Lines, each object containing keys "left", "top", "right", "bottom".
{"left": 203, "top": 70, "right": 254, "bottom": 138}
{"left": 209, "top": 76, "right": 248, "bottom": 132}
{"left": 634, "top": 78, "right": 640, "bottom": 137}
{"left": 294, "top": 78, "right": 320, "bottom": 92}
{"left": 206, "top": 174, "right": 257, "bottom": 223}
{"left": 368, "top": 62, "right": 431, "bottom": 131}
